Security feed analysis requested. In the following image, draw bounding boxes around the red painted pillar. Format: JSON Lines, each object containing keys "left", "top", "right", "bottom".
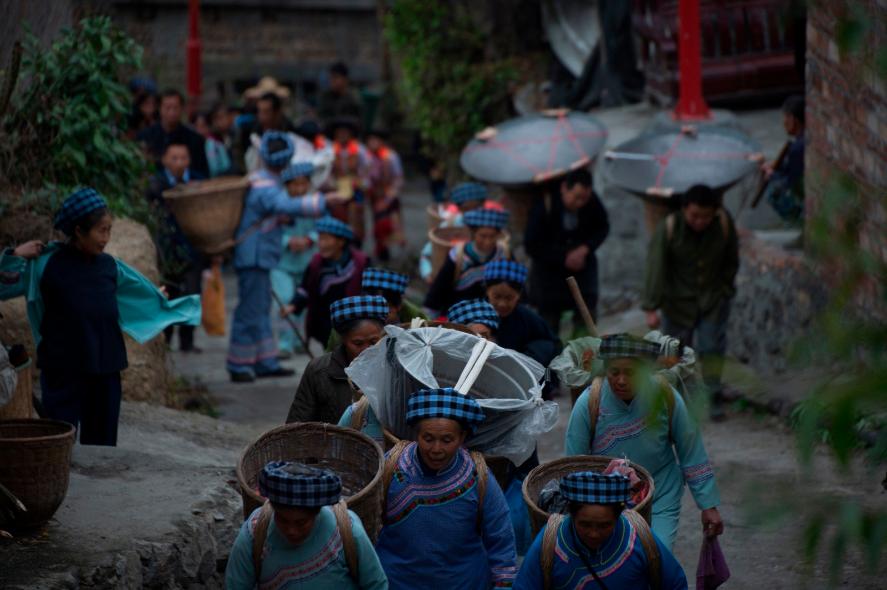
{"left": 673, "top": 0, "right": 711, "bottom": 120}
{"left": 186, "top": 0, "right": 202, "bottom": 115}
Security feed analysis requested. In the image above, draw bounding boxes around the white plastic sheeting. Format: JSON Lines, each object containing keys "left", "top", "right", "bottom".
{"left": 345, "top": 325, "right": 559, "bottom": 466}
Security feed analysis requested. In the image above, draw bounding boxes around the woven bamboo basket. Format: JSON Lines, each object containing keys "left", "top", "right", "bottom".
{"left": 426, "top": 204, "right": 443, "bottom": 232}
{"left": 0, "top": 419, "right": 75, "bottom": 528}
{"left": 162, "top": 176, "right": 250, "bottom": 254}
{"left": 427, "top": 226, "right": 511, "bottom": 282}
{"left": 0, "top": 360, "right": 33, "bottom": 420}
{"left": 236, "top": 422, "right": 385, "bottom": 541}
{"left": 522, "top": 455, "right": 656, "bottom": 537}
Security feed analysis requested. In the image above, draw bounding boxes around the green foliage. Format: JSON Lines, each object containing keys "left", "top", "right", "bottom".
{"left": 384, "top": 0, "right": 516, "bottom": 162}
{"left": 1, "top": 16, "right": 149, "bottom": 221}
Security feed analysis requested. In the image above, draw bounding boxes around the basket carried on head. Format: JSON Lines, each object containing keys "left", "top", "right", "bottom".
{"left": 236, "top": 422, "right": 385, "bottom": 541}
{"left": 522, "top": 455, "right": 655, "bottom": 537}
{"left": 162, "top": 176, "right": 250, "bottom": 255}
{"left": 0, "top": 419, "right": 75, "bottom": 528}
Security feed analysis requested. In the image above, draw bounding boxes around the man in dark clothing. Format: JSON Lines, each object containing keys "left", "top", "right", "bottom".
{"left": 524, "top": 168, "right": 609, "bottom": 336}
{"left": 642, "top": 185, "right": 739, "bottom": 420}
{"left": 317, "top": 62, "right": 364, "bottom": 129}
{"left": 137, "top": 89, "right": 209, "bottom": 178}
{"left": 760, "top": 95, "right": 805, "bottom": 222}
{"left": 231, "top": 91, "right": 298, "bottom": 173}
{"left": 145, "top": 141, "right": 205, "bottom": 352}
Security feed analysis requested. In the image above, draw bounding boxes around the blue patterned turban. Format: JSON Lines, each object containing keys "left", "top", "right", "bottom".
{"left": 483, "top": 259, "right": 528, "bottom": 286}
{"left": 315, "top": 216, "right": 354, "bottom": 241}
{"left": 447, "top": 299, "right": 500, "bottom": 331}
{"left": 450, "top": 182, "right": 488, "bottom": 205}
{"left": 362, "top": 267, "right": 409, "bottom": 294}
{"left": 259, "top": 461, "right": 342, "bottom": 508}
{"left": 260, "top": 131, "right": 295, "bottom": 168}
{"left": 330, "top": 295, "right": 389, "bottom": 330}
{"left": 53, "top": 187, "right": 109, "bottom": 236}
{"left": 463, "top": 208, "right": 509, "bottom": 230}
{"left": 280, "top": 161, "right": 315, "bottom": 183}
{"left": 406, "top": 387, "right": 486, "bottom": 430}
{"left": 560, "top": 471, "right": 632, "bottom": 505}
{"left": 599, "top": 333, "right": 661, "bottom": 360}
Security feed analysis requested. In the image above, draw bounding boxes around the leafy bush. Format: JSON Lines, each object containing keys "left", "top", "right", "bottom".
{"left": 0, "top": 16, "right": 149, "bottom": 221}
{"left": 384, "top": 0, "right": 516, "bottom": 163}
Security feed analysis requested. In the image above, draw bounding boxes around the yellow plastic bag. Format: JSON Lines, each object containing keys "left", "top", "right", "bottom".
{"left": 201, "top": 262, "right": 226, "bottom": 336}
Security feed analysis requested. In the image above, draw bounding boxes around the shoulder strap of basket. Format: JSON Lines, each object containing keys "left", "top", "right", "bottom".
{"left": 469, "top": 450, "right": 489, "bottom": 534}
{"left": 665, "top": 212, "right": 676, "bottom": 243}
{"left": 717, "top": 207, "right": 729, "bottom": 238}
{"left": 654, "top": 374, "right": 676, "bottom": 444}
{"left": 541, "top": 513, "right": 565, "bottom": 590}
{"left": 453, "top": 242, "right": 466, "bottom": 285}
{"left": 623, "top": 509, "right": 662, "bottom": 590}
{"left": 382, "top": 440, "right": 411, "bottom": 512}
{"left": 251, "top": 501, "right": 273, "bottom": 583}
{"left": 586, "top": 377, "right": 604, "bottom": 450}
{"left": 332, "top": 499, "right": 360, "bottom": 583}
{"left": 350, "top": 397, "right": 370, "bottom": 431}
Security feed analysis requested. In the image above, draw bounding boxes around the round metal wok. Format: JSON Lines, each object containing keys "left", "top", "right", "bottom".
{"left": 601, "top": 126, "right": 762, "bottom": 198}
{"left": 460, "top": 110, "right": 608, "bottom": 186}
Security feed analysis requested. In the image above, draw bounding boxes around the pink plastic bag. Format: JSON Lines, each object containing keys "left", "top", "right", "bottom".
{"left": 696, "top": 537, "right": 730, "bottom": 590}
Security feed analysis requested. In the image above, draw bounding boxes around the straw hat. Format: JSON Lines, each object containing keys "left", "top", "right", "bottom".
{"left": 243, "top": 76, "right": 291, "bottom": 100}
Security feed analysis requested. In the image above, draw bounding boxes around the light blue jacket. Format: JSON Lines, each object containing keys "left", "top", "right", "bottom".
{"left": 0, "top": 243, "right": 201, "bottom": 346}
{"left": 233, "top": 169, "right": 327, "bottom": 271}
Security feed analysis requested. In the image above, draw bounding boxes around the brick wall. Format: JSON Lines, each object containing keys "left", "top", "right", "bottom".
{"left": 106, "top": 2, "right": 383, "bottom": 108}
{"left": 805, "top": 0, "right": 886, "bottom": 316}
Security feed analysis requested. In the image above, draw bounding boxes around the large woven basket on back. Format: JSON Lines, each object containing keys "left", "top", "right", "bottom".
{"left": 162, "top": 176, "right": 250, "bottom": 254}
{"left": 236, "top": 422, "right": 385, "bottom": 541}
{"left": 522, "top": 455, "right": 656, "bottom": 537}
{"left": 0, "top": 419, "right": 75, "bottom": 528}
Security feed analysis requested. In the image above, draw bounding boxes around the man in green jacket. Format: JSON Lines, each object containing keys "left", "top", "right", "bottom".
{"left": 642, "top": 185, "right": 739, "bottom": 420}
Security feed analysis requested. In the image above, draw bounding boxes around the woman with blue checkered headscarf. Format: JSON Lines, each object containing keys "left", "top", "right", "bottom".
{"left": 375, "top": 387, "right": 518, "bottom": 589}
{"left": 482, "top": 260, "right": 562, "bottom": 367}
{"left": 227, "top": 132, "right": 334, "bottom": 382}
{"left": 514, "top": 472, "right": 688, "bottom": 589}
{"left": 286, "top": 295, "right": 387, "bottom": 426}
{"left": 564, "top": 333, "right": 724, "bottom": 550}
{"left": 225, "top": 460, "right": 388, "bottom": 589}
{"left": 424, "top": 205, "right": 512, "bottom": 315}
{"left": 0, "top": 188, "right": 200, "bottom": 446}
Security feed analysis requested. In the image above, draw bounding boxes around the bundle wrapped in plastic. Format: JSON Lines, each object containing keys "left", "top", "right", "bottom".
{"left": 548, "top": 330, "right": 702, "bottom": 394}
{"left": 345, "top": 325, "right": 559, "bottom": 466}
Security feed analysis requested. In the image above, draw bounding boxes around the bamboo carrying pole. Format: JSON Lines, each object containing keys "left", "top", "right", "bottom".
{"left": 270, "top": 291, "right": 314, "bottom": 360}
{"left": 566, "top": 276, "right": 599, "bottom": 337}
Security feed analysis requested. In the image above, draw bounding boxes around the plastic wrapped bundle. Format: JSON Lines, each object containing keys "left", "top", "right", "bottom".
{"left": 345, "top": 325, "right": 559, "bottom": 466}
{"left": 548, "top": 331, "right": 703, "bottom": 394}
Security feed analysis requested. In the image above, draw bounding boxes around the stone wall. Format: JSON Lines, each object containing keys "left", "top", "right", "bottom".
{"left": 805, "top": 0, "right": 886, "bottom": 317}
{"left": 727, "top": 231, "right": 827, "bottom": 374}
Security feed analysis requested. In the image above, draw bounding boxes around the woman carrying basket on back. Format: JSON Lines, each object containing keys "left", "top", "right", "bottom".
{"left": 564, "top": 333, "right": 724, "bottom": 550}
{"left": 374, "top": 387, "right": 517, "bottom": 589}
{"left": 227, "top": 131, "right": 340, "bottom": 383}
{"left": 514, "top": 471, "right": 688, "bottom": 589}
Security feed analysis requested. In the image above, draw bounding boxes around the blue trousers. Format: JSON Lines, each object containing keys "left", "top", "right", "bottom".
{"left": 226, "top": 268, "right": 282, "bottom": 376}
{"left": 663, "top": 298, "right": 731, "bottom": 396}
{"left": 40, "top": 370, "right": 122, "bottom": 446}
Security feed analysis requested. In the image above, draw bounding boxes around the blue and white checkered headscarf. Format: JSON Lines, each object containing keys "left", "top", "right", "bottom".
{"left": 483, "top": 259, "right": 527, "bottom": 286}
{"left": 447, "top": 299, "right": 500, "bottom": 331}
{"left": 362, "top": 267, "right": 409, "bottom": 294}
{"left": 450, "top": 182, "right": 488, "bottom": 205}
{"left": 280, "top": 161, "right": 315, "bottom": 183}
{"left": 53, "top": 187, "right": 109, "bottom": 236}
{"left": 463, "top": 208, "right": 509, "bottom": 230}
{"left": 315, "top": 216, "right": 354, "bottom": 241}
{"left": 259, "top": 461, "right": 342, "bottom": 508}
{"left": 330, "top": 295, "right": 389, "bottom": 330}
{"left": 406, "top": 387, "right": 486, "bottom": 430}
{"left": 260, "top": 131, "right": 295, "bottom": 168}
{"left": 599, "top": 333, "right": 661, "bottom": 360}
{"left": 560, "top": 471, "right": 632, "bottom": 505}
